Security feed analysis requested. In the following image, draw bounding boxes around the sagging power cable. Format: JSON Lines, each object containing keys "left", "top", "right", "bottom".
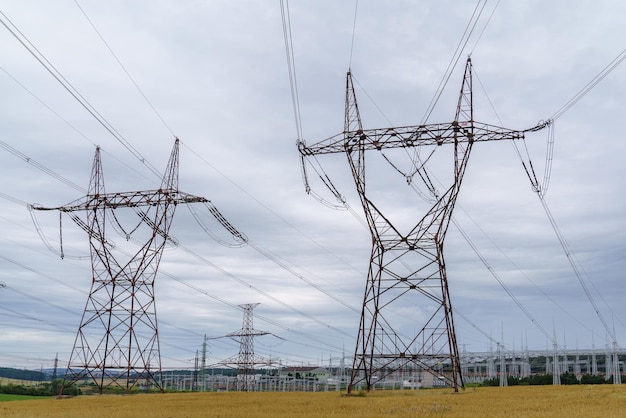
{"left": 73, "top": 0, "right": 176, "bottom": 138}
{"left": 0, "top": 9, "right": 162, "bottom": 179}
{"left": 505, "top": 49, "right": 625, "bottom": 346}
{"left": 420, "top": 0, "right": 488, "bottom": 125}
{"left": 536, "top": 193, "right": 620, "bottom": 345}
{"left": 550, "top": 47, "right": 626, "bottom": 122}
{"left": 453, "top": 218, "right": 563, "bottom": 351}
{"left": 4, "top": 4, "right": 360, "bottom": 356}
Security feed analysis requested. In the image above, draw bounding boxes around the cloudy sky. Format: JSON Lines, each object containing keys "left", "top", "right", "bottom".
{"left": 1, "top": 0, "right": 624, "bottom": 372}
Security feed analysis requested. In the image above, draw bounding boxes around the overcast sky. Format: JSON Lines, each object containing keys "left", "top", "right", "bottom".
{"left": 1, "top": 0, "right": 625, "bottom": 372}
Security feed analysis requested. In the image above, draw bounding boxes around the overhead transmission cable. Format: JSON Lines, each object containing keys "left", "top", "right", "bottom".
{"left": 331, "top": 0, "right": 594, "bottom": 353}
{"left": 8, "top": 173, "right": 351, "bottom": 355}
{"left": 2, "top": 190, "right": 346, "bottom": 357}
{"left": 5, "top": 2, "right": 362, "bottom": 316}
{"left": 352, "top": 68, "right": 569, "bottom": 351}
{"left": 343, "top": 4, "right": 553, "bottom": 350}
{"left": 0, "top": 236, "right": 214, "bottom": 356}
{"left": 474, "top": 59, "right": 624, "bottom": 346}
{"left": 280, "top": 0, "right": 355, "bottom": 213}
{"left": 550, "top": 47, "right": 626, "bottom": 122}
{"left": 516, "top": 48, "right": 626, "bottom": 345}
{"left": 4, "top": 5, "right": 357, "bottom": 354}
{"left": 73, "top": 0, "right": 176, "bottom": 138}
{"left": 289, "top": 0, "right": 545, "bottom": 349}
{"left": 280, "top": 0, "right": 303, "bottom": 142}
{"left": 109, "top": 240, "right": 350, "bottom": 353}
{"left": 326, "top": 100, "right": 517, "bottom": 350}
{"left": 537, "top": 196, "right": 619, "bottom": 345}
{"left": 474, "top": 48, "right": 626, "bottom": 345}
{"left": 0, "top": 191, "right": 29, "bottom": 207}
{"left": 2, "top": 253, "right": 199, "bottom": 366}
{"left": 0, "top": 304, "right": 76, "bottom": 334}
{"left": 180, "top": 142, "right": 362, "bottom": 293}
{"left": 456, "top": 205, "right": 606, "bottom": 341}
{"left": 174, "top": 242, "right": 352, "bottom": 340}
{"left": 18, "top": 201, "right": 343, "bottom": 356}
{"left": 0, "top": 10, "right": 162, "bottom": 179}
{"left": 420, "top": 0, "right": 488, "bottom": 125}
{"left": 81, "top": 0, "right": 362, "bottom": 304}
{"left": 0, "top": 140, "right": 85, "bottom": 194}
{"left": 373, "top": 0, "right": 490, "bottom": 184}
{"left": 348, "top": 0, "right": 359, "bottom": 69}
{"left": 468, "top": 0, "right": 502, "bottom": 55}
{"left": 350, "top": 73, "right": 440, "bottom": 195}
{"left": 246, "top": 241, "right": 359, "bottom": 313}
{"left": 74, "top": 0, "right": 336, "bottom": 268}
{"left": 473, "top": 66, "right": 555, "bottom": 196}
{"left": 0, "top": 64, "right": 159, "bottom": 187}
{"left": 453, "top": 218, "right": 564, "bottom": 351}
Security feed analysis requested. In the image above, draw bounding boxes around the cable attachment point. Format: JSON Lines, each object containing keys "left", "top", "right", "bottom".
{"left": 525, "top": 119, "right": 553, "bottom": 133}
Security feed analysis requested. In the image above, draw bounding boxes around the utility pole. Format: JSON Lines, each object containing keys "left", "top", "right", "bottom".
{"left": 552, "top": 327, "right": 561, "bottom": 385}
{"left": 201, "top": 334, "right": 208, "bottom": 391}
{"left": 499, "top": 350, "right": 507, "bottom": 386}
{"left": 193, "top": 350, "right": 200, "bottom": 391}
{"left": 299, "top": 58, "right": 525, "bottom": 393}
{"left": 32, "top": 139, "right": 210, "bottom": 394}
{"left": 52, "top": 353, "right": 58, "bottom": 383}
{"left": 611, "top": 340, "right": 621, "bottom": 384}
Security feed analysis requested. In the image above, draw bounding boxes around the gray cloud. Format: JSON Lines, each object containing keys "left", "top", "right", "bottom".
{"left": 0, "top": 1, "right": 624, "bottom": 371}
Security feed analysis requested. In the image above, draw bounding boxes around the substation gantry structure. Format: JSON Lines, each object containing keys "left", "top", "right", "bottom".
{"left": 298, "top": 58, "right": 526, "bottom": 393}
{"left": 218, "top": 303, "right": 273, "bottom": 391}
{"left": 32, "top": 139, "right": 208, "bottom": 393}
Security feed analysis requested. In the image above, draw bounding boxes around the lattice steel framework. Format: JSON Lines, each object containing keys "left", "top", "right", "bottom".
{"left": 34, "top": 139, "right": 207, "bottom": 393}
{"left": 299, "top": 59, "right": 525, "bottom": 393}
{"left": 219, "top": 303, "right": 270, "bottom": 391}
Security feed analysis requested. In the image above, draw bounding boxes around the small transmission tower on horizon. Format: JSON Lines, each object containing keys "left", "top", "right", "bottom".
{"left": 299, "top": 58, "right": 526, "bottom": 393}
{"left": 219, "top": 303, "right": 273, "bottom": 391}
{"left": 32, "top": 139, "right": 211, "bottom": 394}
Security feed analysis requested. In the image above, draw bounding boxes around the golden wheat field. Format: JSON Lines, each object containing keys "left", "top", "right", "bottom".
{"left": 1, "top": 385, "right": 625, "bottom": 418}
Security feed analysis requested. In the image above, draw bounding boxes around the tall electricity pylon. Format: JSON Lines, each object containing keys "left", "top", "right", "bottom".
{"left": 219, "top": 303, "right": 271, "bottom": 391}
{"left": 33, "top": 139, "right": 208, "bottom": 393}
{"left": 299, "top": 58, "right": 524, "bottom": 393}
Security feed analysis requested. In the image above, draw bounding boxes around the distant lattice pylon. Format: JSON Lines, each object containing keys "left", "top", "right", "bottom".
{"left": 33, "top": 139, "right": 208, "bottom": 394}
{"left": 219, "top": 303, "right": 273, "bottom": 391}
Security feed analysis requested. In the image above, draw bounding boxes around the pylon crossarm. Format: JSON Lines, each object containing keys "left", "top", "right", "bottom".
{"left": 226, "top": 330, "right": 270, "bottom": 338}
{"left": 31, "top": 190, "right": 207, "bottom": 212}
{"left": 299, "top": 121, "right": 524, "bottom": 155}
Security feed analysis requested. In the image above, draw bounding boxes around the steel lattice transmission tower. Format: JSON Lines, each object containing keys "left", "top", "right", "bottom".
{"left": 219, "top": 303, "right": 271, "bottom": 391}
{"left": 299, "top": 58, "right": 525, "bottom": 393}
{"left": 33, "top": 139, "right": 208, "bottom": 393}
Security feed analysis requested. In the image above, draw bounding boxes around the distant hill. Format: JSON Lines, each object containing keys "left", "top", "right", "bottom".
{"left": 0, "top": 367, "right": 46, "bottom": 382}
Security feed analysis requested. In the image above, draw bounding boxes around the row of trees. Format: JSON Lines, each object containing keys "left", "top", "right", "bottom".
{"left": 482, "top": 372, "right": 618, "bottom": 386}
{"left": 0, "top": 367, "right": 46, "bottom": 381}
{"left": 0, "top": 380, "right": 80, "bottom": 396}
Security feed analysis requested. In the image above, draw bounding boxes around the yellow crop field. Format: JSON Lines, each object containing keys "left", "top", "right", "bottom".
{"left": 1, "top": 385, "right": 625, "bottom": 417}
